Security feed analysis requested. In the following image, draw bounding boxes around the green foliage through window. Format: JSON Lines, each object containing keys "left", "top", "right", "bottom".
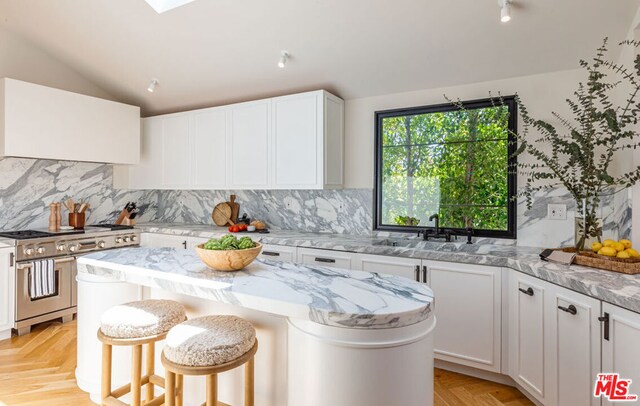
{"left": 375, "top": 98, "right": 517, "bottom": 237}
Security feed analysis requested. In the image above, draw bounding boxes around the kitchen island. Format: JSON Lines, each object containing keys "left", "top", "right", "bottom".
{"left": 76, "top": 247, "right": 436, "bottom": 406}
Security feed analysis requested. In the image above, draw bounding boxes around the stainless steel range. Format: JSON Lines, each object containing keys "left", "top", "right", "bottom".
{"left": 1, "top": 226, "right": 140, "bottom": 335}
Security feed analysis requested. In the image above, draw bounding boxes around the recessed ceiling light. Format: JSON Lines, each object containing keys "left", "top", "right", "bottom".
{"left": 145, "top": 0, "right": 197, "bottom": 14}
{"left": 278, "top": 51, "right": 290, "bottom": 68}
{"left": 147, "top": 79, "right": 159, "bottom": 93}
{"left": 499, "top": 0, "right": 512, "bottom": 22}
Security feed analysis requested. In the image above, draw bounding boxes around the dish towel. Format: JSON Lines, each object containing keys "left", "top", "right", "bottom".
{"left": 29, "top": 259, "right": 56, "bottom": 299}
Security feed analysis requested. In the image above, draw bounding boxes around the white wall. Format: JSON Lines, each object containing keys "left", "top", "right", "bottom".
{"left": 344, "top": 68, "right": 594, "bottom": 189}
{"left": 0, "top": 26, "right": 114, "bottom": 100}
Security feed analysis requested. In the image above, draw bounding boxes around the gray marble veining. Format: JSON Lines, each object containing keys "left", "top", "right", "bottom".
{"left": 77, "top": 247, "right": 435, "bottom": 329}
{"left": 137, "top": 223, "right": 640, "bottom": 315}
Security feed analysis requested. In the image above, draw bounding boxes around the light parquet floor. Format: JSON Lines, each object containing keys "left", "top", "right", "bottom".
{"left": 0, "top": 320, "right": 532, "bottom": 406}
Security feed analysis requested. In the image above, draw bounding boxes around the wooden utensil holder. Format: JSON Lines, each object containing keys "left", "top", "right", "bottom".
{"left": 69, "top": 212, "right": 85, "bottom": 230}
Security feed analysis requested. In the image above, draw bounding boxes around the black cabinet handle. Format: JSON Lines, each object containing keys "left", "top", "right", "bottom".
{"left": 414, "top": 265, "right": 420, "bottom": 282}
{"left": 558, "top": 304, "right": 577, "bottom": 315}
{"left": 421, "top": 266, "right": 428, "bottom": 283}
{"left": 599, "top": 312, "right": 610, "bottom": 341}
{"left": 519, "top": 287, "right": 534, "bottom": 296}
{"left": 315, "top": 257, "right": 336, "bottom": 263}
{"left": 262, "top": 251, "right": 280, "bottom": 257}
{"left": 182, "top": 240, "right": 187, "bottom": 249}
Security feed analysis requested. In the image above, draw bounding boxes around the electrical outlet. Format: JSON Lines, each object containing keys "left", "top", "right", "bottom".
{"left": 547, "top": 204, "right": 567, "bottom": 220}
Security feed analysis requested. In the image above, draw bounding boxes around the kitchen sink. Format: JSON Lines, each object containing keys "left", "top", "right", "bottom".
{"left": 371, "top": 239, "right": 420, "bottom": 248}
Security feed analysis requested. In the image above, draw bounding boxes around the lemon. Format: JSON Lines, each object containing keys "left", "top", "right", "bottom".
{"left": 626, "top": 248, "right": 640, "bottom": 258}
{"left": 591, "top": 242, "right": 603, "bottom": 253}
{"left": 603, "top": 239, "right": 616, "bottom": 247}
{"left": 599, "top": 246, "right": 618, "bottom": 257}
{"left": 617, "top": 251, "right": 631, "bottom": 259}
{"left": 612, "top": 242, "right": 626, "bottom": 252}
{"left": 619, "top": 239, "right": 633, "bottom": 249}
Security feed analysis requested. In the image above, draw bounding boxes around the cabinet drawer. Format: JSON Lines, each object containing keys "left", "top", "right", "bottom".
{"left": 297, "top": 248, "right": 353, "bottom": 270}
{"left": 258, "top": 244, "right": 296, "bottom": 263}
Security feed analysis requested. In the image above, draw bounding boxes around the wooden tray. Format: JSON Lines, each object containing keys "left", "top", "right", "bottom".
{"left": 558, "top": 247, "right": 640, "bottom": 275}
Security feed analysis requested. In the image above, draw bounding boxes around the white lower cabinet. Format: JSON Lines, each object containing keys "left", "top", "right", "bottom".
{"left": 259, "top": 244, "right": 297, "bottom": 263}
{"left": 141, "top": 233, "right": 189, "bottom": 249}
{"left": 602, "top": 303, "right": 640, "bottom": 405}
{"left": 353, "top": 253, "right": 421, "bottom": 280}
{"left": 297, "top": 247, "right": 352, "bottom": 269}
{"left": 0, "top": 248, "right": 15, "bottom": 340}
{"left": 425, "top": 261, "right": 502, "bottom": 373}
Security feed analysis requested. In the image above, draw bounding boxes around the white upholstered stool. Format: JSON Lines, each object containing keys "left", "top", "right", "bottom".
{"left": 161, "top": 315, "right": 258, "bottom": 406}
{"left": 98, "top": 299, "right": 186, "bottom": 406}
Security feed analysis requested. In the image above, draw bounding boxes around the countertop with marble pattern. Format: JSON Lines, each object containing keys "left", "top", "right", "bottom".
{"left": 77, "top": 247, "right": 435, "bottom": 329}
{"left": 135, "top": 223, "right": 640, "bottom": 314}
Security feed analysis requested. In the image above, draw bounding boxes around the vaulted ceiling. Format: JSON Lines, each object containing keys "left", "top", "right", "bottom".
{"left": 0, "top": 0, "right": 637, "bottom": 116}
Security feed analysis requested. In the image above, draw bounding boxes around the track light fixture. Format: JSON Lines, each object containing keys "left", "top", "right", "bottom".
{"left": 147, "top": 79, "right": 159, "bottom": 93}
{"left": 278, "top": 51, "right": 290, "bottom": 68}
{"left": 499, "top": 0, "right": 512, "bottom": 23}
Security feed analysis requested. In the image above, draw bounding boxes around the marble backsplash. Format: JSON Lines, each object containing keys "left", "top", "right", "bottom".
{"left": 0, "top": 157, "right": 632, "bottom": 248}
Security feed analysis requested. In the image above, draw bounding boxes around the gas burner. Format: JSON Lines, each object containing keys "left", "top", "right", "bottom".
{"left": 0, "top": 230, "right": 56, "bottom": 240}
{"left": 92, "top": 224, "right": 134, "bottom": 231}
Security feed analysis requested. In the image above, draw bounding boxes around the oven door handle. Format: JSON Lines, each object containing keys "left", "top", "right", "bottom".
{"left": 17, "top": 256, "right": 75, "bottom": 270}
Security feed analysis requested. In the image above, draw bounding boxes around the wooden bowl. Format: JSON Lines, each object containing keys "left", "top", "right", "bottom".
{"left": 195, "top": 243, "right": 262, "bottom": 271}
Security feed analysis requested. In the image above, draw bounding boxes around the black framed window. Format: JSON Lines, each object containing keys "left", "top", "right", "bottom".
{"left": 374, "top": 96, "right": 517, "bottom": 239}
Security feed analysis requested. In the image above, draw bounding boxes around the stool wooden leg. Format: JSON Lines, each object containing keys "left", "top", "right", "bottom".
{"left": 165, "top": 370, "right": 176, "bottom": 406}
{"left": 245, "top": 356, "right": 255, "bottom": 406}
{"left": 101, "top": 343, "right": 112, "bottom": 404}
{"left": 145, "top": 342, "right": 155, "bottom": 402}
{"left": 176, "top": 374, "right": 183, "bottom": 406}
{"left": 206, "top": 374, "right": 218, "bottom": 406}
{"left": 131, "top": 344, "right": 143, "bottom": 406}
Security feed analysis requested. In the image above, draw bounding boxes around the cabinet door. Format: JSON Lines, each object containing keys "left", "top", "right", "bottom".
{"left": 272, "top": 93, "right": 320, "bottom": 188}
{"left": 141, "top": 233, "right": 188, "bottom": 249}
{"left": 0, "top": 248, "right": 15, "bottom": 339}
{"left": 508, "top": 271, "right": 549, "bottom": 403}
{"left": 297, "top": 248, "right": 352, "bottom": 270}
{"left": 191, "top": 108, "right": 228, "bottom": 189}
{"left": 162, "top": 115, "right": 190, "bottom": 188}
{"left": 229, "top": 100, "right": 270, "bottom": 188}
{"left": 259, "top": 244, "right": 297, "bottom": 263}
{"left": 129, "top": 118, "right": 163, "bottom": 189}
{"left": 425, "top": 261, "right": 502, "bottom": 373}
{"left": 602, "top": 303, "right": 640, "bottom": 405}
{"left": 548, "top": 286, "right": 601, "bottom": 406}
{"left": 353, "top": 254, "right": 421, "bottom": 281}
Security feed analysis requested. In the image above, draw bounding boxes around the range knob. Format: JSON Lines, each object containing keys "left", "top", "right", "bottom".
{"left": 115, "top": 237, "right": 123, "bottom": 244}
{"left": 24, "top": 247, "right": 35, "bottom": 256}
{"left": 123, "top": 236, "right": 131, "bottom": 243}
{"left": 69, "top": 245, "right": 78, "bottom": 253}
{"left": 131, "top": 235, "right": 137, "bottom": 242}
{"left": 56, "top": 243, "right": 66, "bottom": 252}
{"left": 98, "top": 240, "right": 106, "bottom": 249}
{"left": 36, "top": 246, "right": 46, "bottom": 254}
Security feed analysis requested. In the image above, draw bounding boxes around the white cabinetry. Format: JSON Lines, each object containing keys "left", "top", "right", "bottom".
{"left": 353, "top": 253, "right": 421, "bottom": 280}
{"left": 602, "top": 303, "right": 640, "bottom": 404}
{"left": 140, "top": 233, "right": 188, "bottom": 249}
{"left": 425, "top": 261, "right": 502, "bottom": 373}
{"left": 0, "top": 248, "right": 14, "bottom": 340}
{"left": 115, "top": 90, "right": 343, "bottom": 190}
{"left": 297, "top": 247, "right": 353, "bottom": 270}
{"left": 0, "top": 78, "right": 140, "bottom": 164}
{"left": 259, "top": 244, "right": 297, "bottom": 263}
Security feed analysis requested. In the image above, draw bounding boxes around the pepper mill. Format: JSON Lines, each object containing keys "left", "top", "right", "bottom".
{"left": 48, "top": 203, "right": 58, "bottom": 231}
{"left": 55, "top": 203, "right": 62, "bottom": 230}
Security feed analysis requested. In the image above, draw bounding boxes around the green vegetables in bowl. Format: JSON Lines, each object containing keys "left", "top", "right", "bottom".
{"left": 203, "top": 234, "right": 256, "bottom": 250}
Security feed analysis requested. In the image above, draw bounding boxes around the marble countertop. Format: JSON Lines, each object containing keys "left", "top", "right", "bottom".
{"left": 77, "top": 247, "right": 434, "bottom": 329}
{"left": 135, "top": 223, "right": 640, "bottom": 314}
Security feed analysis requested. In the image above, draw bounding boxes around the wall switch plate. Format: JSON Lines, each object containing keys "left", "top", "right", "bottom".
{"left": 547, "top": 204, "right": 567, "bottom": 220}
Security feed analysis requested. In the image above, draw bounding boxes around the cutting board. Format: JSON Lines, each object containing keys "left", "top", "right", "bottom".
{"left": 212, "top": 202, "right": 234, "bottom": 226}
{"left": 227, "top": 194, "right": 240, "bottom": 223}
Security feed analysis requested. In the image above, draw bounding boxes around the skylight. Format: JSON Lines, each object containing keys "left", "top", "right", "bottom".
{"left": 144, "top": 0, "right": 197, "bottom": 13}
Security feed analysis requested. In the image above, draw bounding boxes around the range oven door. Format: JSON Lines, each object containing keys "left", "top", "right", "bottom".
{"left": 15, "top": 257, "right": 74, "bottom": 321}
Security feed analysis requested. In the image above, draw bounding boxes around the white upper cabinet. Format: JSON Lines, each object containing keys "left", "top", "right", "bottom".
{"left": 0, "top": 78, "right": 140, "bottom": 164}
{"left": 230, "top": 100, "right": 270, "bottom": 188}
{"left": 115, "top": 90, "right": 343, "bottom": 190}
